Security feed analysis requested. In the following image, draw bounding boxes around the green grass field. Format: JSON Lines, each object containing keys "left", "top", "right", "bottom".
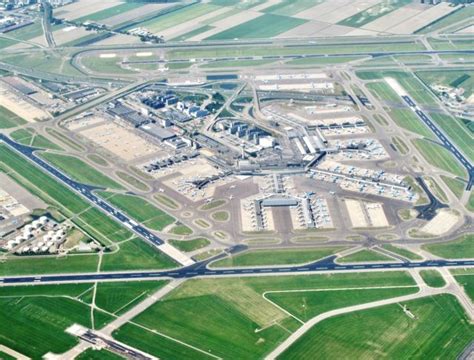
{"left": 412, "top": 139, "right": 466, "bottom": 178}
{"left": 366, "top": 81, "right": 403, "bottom": 103}
{"left": 115, "top": 271, "right": 415, "bottom": 359}
{"left": 76, "top": 207, "right": 133, "bottom": 243}
{"left": 453, "top": 275, "right": 474, "bottom": 302}
{"left": 168, "top": 223, "right": 193, "bottom": 235}
{"left": 428, "top": 113, "right": 474, "bottom": 162}
{"left": 139, "top": 3, "right": 220, "bottom": 34}
{"left": 11, "top": 128, "right": 62, "bottom": 150}
{"left": 201, "top": 59, "right": 276, "bottom": 68}
{"left": 211, "top": 246, "right": 346, "bottom": 268}
{"left": 338, "top": 0, "right": 411, "bottom": 27}
{"left": 441, "top": 175, "right": 465, "bottom": 199}
{"left": 338, "top": 249, "right": 393, "bottom": 263}
{"left": 0, "top": 285, "right": 113, "bottom": 358}
{"left": 74, "top": 2, "right": 144, "bottom": 23}
{"left": 422, "top": 234, "right": 474, "bottom": 259}
{"left": 287, "top": 56, "right": 365, "bottom": 66}
{"left": 381, "top": 244, "right": 422, "bottom": 261}
{"left": 200, "top": 199, "right": 226, "bottom": 210}
{"left": 40, "top": 153, "right": 123, "bottom": 189}
{"left": 263, "top": 0, "right": 321, "bottom": 16}
{"left": 45, "top": 128, "right": 85, "bottom": 151}
{"left": 101, "top": 238, "right": 177, "bottom": 271}
{"left": 115, "top": 171, "right": 149, "bottom": 191}
{"left": 94, "top": 281, "right": 168, "bottom": 315}
{"left": 0, "top": 105, "right": 26, "bottom": 128}
{"left": 76, "top": 348, "right": 124, "bottom": 360}
{"left": 419, "top": 270, "right": 446, "bottom": 288}
{"left": 280, "top": 295, "right": 474, "bottom": 360}
{"left": 171, "top": 25, "right": 214, "bottom": 41}
{"left": 168, "top": 238, "right": 210, "bottom": 252}
{"left": 388, "top": 109, "right": 435, "bottom": 139}
{"left": 99, "top": 192, "right": 174, "bottom": 231}
{"left": 267, "top": 286, "right": 418, "bottom": 321}
{"left": 211, "top": 210, "right": 229, "bottom": 221}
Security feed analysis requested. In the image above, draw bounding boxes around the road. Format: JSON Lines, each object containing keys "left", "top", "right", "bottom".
{"left": 0, "top": 134, "right": 193, "bottom": 266}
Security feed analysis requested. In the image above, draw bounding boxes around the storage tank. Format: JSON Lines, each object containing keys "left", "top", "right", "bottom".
{"left": 39, "top": 216, "right": 49, "bottom": 224}
{"left": 22, "top": 246, "right": 30, "bottom": 253}
{"left": 41, "top": 246, "right": 49, "bottom": 252}
{"left": 31, "top": 220, "right": 41, "bottom": 229}
{"left": 31, "top": 246, "right": 39, "bottom": 253}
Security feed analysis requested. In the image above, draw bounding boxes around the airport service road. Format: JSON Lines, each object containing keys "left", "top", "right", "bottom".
{"left": 1, "top": 257, "right": 474, "bottom": 286}
{"left": 0, "top": 134, "right": 194, "bottom": 266}
{"left": 384, "top": 78, "right": 474, "bottom": 190}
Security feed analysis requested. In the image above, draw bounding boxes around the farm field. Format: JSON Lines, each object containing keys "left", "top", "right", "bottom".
{"left": 98, "top": 192, "right": 174, "bottom": 231}
{"left": 0, "top": 283, "right": 113, "bottom": 359}
{"left": 263, "top": 0, "right": 321, "bottom": 16}
{"left": 0, "top": 105, "right": 26, "bottom": 128}
{"left": 417, "top": 6, "right": 474, "bottom": 34}
{"left": 40, "top": 153, "right": 123, "bottom": 189}
{"left": 419, "top": 270, "right": 446, "bottom": 288}
{"left": 168, "top": 238, "right": 210, "bottom": 252}
{"left": 422, "top": 234, "right": 474, "bottom": 259}
{"left": 338, "top": 249, "right": 394, "bottom": 263}
{"left": 279, "top": 295, "right": 474, "bottom": 360}
{"left": 207, "top": 14, "right": 307, "bottom": 40}
{"left": 338, "top": 0, "right": 411, "bottom": 28}
{"left": 210, "top": 246, "right": 347, "bottom": 268}
{"left": 412, "top": 139, "right": 466, "bottom": 178}
{"left": 74, "top": 2, "right": 145, "bottom": 23}
{"left": 117, "top": 271, "right": 415, "bottom": 359}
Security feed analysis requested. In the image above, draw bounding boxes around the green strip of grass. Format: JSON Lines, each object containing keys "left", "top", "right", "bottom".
{"left": 422, "top": 234, "right": 474, "bottom": 259}
{"left": 381, "top": 244, "right": 422, "bottom": 260}
{"left": 389, "top": 109, "right": 435, "bottom": 139}
{"left": 41, "top": 153, "right": 123, "bottom": 189}
{"left": 440, "top": 175, "right": 465, "bottom": 199}
{"left": 412, "top": 139, "right": 466, "bottom": 178}
{"left": 207, "top": 14, "right": 307, "bottom": 40}
{"left": 115, "top": 171, "right": 149, "bottom": 191}
{"left": 338, "top": 249, "right": 393, "bottom": 263}
{"left": 419, "top": 270, "right": 446, "bottom": 288}
{"left": 211, "top": 246, "right": 346, "bottom": 268}
{"left": 168, "top": 238, "right": 210, "bottom": 252}
{"left": 366, "top": 81, "right": 403, "bottom": 103}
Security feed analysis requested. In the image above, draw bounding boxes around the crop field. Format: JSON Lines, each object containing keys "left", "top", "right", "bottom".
{"left": 117, "top": 271, "right": 414, "bottom": 359}
{"left": 263, "top": 0, "right": 322, "bottom": 17}
{"left": 138, "top": 3, "right": 220, "bottom": 34}
{"left": 0, "top": 105, "right": 26, "bottom": 128}
{"left": 419, "top": 270, "right": 446, "bottom": 288}
{"left": 280, "top": 295, "right": 473, "bottom": 360}
{"left": 381, "top": 244, "right": 422, "bottom": 260}
{"left": 366, "top": 81, "right": 403, "bottom": 103}
{"left": 101, "top": 238, "right": 177, "bottom": 271}
{"left": 412, "top": 139, "right": 466, "bottom": 178}
{"left": 338, "top": 249, "right": 393, "bottom": 263}
{"left": 211, "top": 246, "right": 347, "bottom": 268}
{"left": 338, "top": 0, "right": 411, "bottom": 28}
{"left": 388, "top": 109, "right": 434, "bottom": 139}
{"left": 417, "top": 70, "right": 473, "bottom": 98}
{"left": 422, "top": 234, "right": 474, "bottom": 259}
{"left": 40, "top": 153, "right": 123, "bottom": 189}
{"left": 417, "top": 6, "right": 474, "bottom": 34}
{"left": 168, "top": 238, "right": 210, "bottom": 252}
{"left": 100, "top": 192, "right": 174, "bottom": 231}
{"left": 428, "top": 113, "right": 474, "bottom": 162}
{"left": 207, "top": 14, "right": 306, "bottom": 40}
{"left": 0, "top": 283, "right": 113, "bottom": 359}
{"left": 267, "top": 286, "right": 418, "bottom": 322}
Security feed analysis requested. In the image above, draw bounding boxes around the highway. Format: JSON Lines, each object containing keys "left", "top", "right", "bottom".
{"left": 1, "top": 255, "right": 474, "bottom": 285}
{"left": 0, "top": 134, "right": 193, "bottom": 266}
{"left": 401, "top": 95, "right": 474, "bottom": 190}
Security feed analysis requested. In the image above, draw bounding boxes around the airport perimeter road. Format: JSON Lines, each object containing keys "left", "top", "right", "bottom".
{"left": 2, "top": 256, "right": 474, "bottom": 286}
{"left": 384, "top": 78, "right": 474, "bottom": 190}
{"left": 0, "top": 134, "right": 194, "bottom": 266}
